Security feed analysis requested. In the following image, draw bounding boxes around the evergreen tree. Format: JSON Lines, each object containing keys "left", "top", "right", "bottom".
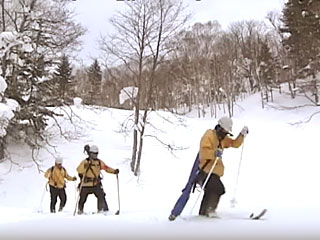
{"left": 86, "top": 59, "right": 102, "bottom": 104}
{"left": 258, "top": 40, "right": 276, "bottom": 87}
{"left": 281, "top": 0, "right": 320, "bottom": 72}
{"left": 257, "top": 39, "right": 276, "bottom": 104}
{"left": 55, "top": 55, "right": 73, "bottom": 101}
{"left": 281, "top": 0, "right": 320, "bottom": 103}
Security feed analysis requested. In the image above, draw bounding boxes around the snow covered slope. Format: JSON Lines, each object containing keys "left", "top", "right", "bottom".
{"left": 0, "top": 89, "right": 319, "bottom": 240}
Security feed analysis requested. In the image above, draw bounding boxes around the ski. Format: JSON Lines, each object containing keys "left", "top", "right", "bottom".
{"left": 169, "top": 153, "right": 200, "bottom": 221}
{"left": 180, "top": 209, "right": 268, "bottom": 221}
{"left": 249, "top": 208, "right": 267, "bottom": 220}
{"left": 76, "top": 211, "right": 111, "bottom": 216}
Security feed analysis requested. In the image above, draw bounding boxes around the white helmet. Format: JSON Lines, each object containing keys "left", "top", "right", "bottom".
{"left": 55, "top": 156, "right": 63, "bottom": 164}
{"left": 218, "top": 116, "right": 233, "bottom": 133}
{"left": 89, "top": 145, "right": 99, "bottom": 153}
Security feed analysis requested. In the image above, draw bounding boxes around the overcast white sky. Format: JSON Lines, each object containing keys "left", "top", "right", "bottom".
{"left": 70, "top": 0, "right": 284, "bottom": 65}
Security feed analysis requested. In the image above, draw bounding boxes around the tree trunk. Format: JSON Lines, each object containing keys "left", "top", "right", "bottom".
{"left": 134, "top": 128, "right": 144, "bottom": 176}
{"left": 134, "top": 107, "right": 149, "bottom": 176}
{"left": 288, "top": 80, "right": 295, "bottom": 99}
{"left": 260, "top": 90, "right": 265, "bottom": 109}
{"left": 312, "top": 74, "right": 319, "bottom": 105}
{"left": 130, "top": 129, "right": 138, "bottom": 172}
{"left": 130, "top": 106, "right": 140, "bottom": 172}
{"left": 0, "top": 137, "right": 4, "bottom": 161}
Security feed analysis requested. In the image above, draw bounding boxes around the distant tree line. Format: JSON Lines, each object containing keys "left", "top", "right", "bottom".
{"left": 71, "top": 0, "right": 319, "bottom": 114}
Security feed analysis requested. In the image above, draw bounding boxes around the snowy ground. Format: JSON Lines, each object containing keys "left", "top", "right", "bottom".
{"left": 0, "top": 88, "right": 320, "bottom": 240}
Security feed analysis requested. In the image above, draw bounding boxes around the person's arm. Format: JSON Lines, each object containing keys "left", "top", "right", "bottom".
{"left": 100, "top": 160, "right": 119, "bottom": 174}
{"left": 44, "top": 168, "right": 51, "bottom": 179}
{"left": 223, "top": 126, "right": 248, "bottom": 148}
{"left": 64, "top": 169, "right": 77, "bottom": 181}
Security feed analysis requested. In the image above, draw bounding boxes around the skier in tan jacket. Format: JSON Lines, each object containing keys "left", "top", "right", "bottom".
{"left": 44, "top": 156, "right": 77, "bottom": 213}
{"left": 198, "top": 116, "right": 248, "bottom": 217}
{"left": 76, "top": 144, "right": 119, "bottom": 214}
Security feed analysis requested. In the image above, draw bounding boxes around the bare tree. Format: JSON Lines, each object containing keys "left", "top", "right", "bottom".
{"left": 100, "top": 0, "right": 189, "bottom": 176}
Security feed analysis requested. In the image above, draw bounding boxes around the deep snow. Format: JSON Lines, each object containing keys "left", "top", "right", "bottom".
{"left": 0, "top": 87, "right": 320, "bottom": 240}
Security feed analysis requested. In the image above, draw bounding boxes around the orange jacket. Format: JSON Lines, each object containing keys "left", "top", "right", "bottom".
{"left": 199, "top": 129, "right": 244, "bottom": 177}
{"left": 45, "top": 166, "right": 75, "bottom": 189}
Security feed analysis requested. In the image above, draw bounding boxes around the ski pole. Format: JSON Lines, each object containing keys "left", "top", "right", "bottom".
{"left": 115, "top": 174, "right": 120, "bottom": 215}
{"left": 230, "top": 142, "right": 245, "bottom": 208}
{"left": 73, "top": 174, "right": 86, "bottom": 216}
{"left": 73, "top": 162, "right": 92, "bottom": 216}
{"left": 189, "top": 156, "right": 219, "bottom": 216}
{"left": 74, "top": 180, "right": 77, "bottom": 202}
{"left": 37, "top": 182, "right": 48, "bottom": 213}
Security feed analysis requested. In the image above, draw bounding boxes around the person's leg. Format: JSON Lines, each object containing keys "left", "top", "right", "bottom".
{"left": 205, "top": 193, "right": 221, "bottom": 217}
{"left": 58, "top": 189, "right": 67, "bottom": 211}
{"left": 98, "top": 182, "right": 109, "bottom": 211}
{"left": 199, "top": 174, "right": 225, "bottom": 216}
{"left": 78, "top": 187, "right": 90, "bottom": 214}
{"left": 49, "top": 186, "right": 58, "bottom": 213}
{"left": 199, "top": 188, "right": 210, "bottom": 215}
{"left": 102, "top": 191, "right": 109, "bottom": 211}
{"left": 92, "top": 185, "right": 105, "bottom": 212}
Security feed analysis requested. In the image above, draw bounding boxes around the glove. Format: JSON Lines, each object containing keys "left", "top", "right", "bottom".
{"left": 73, "top": 176, "right": 77, "bottom": 181}
{"left": 216, "top": 148, "right": 223, "bottom": 158}
{"left": 240, "top": 126, "right": 249, "bottom": 136}
{"left": 114, "top": 169, "right": 119, "bottom": 174}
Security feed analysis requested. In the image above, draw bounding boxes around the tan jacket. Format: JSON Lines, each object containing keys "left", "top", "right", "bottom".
{"left": 45, "top": 166, "right": 75, "bottom": 189}
{"left": 199, "top": 129, "right": 244, "bottom": 177}
{"left": 77, "top": 158, "right": 117, "bottom": 187}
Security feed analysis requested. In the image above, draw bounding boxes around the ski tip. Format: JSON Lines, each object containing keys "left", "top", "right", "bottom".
{"left": 250, "top": 208, "right": 267, "bottom": 220}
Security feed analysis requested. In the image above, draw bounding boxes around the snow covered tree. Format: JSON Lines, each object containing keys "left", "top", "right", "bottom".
{"left": 258, "top": 41, "right": 276, "bottom": 87}
{"left": 256, "top": 39, "right": 277, "bottom": 106}
{"left": 0, "top": 0, "right": 85, "bottom": 164}
{"left": 0, "top": 32, "right": 20, "bottom": 161}
{"left": 168, "top": 21, "right": 223, "bottom": 117}
{"left": 281, "top": 0, "right": 320, "bottom": 104}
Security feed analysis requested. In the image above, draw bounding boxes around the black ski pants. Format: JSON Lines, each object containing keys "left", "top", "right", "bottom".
{"left": 99, "top": 182, "right": 109, "bottom": 211}
{"left": 49, "top": 185, "right": 67, "bottom": 213}
{"left": 78, "top": 184, "right": 105, "bottom": 212}
{"left": 199, "top": 172, "right": 225, "bottom": 215}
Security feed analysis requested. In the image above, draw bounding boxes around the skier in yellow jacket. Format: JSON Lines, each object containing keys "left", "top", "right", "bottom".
{"left": 76, "top": 144, "right": 119, "bottom": 214}
{"left": 198, "top": 116, "right": 248, "bottom": 217}
{"left": 44, "top": 156, "right": 77, "bottom": 213}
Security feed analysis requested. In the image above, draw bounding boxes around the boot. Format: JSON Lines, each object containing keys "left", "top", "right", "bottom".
{"left": 206, "top": 208, "right": 219, "bottom": 218}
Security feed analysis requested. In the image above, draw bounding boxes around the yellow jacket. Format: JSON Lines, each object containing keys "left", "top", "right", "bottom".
{"left": 77, "top": 158, "right": 117, "bottom": 187}
{"left": 199, "top": 129, "right": 244, "bottom": 177}
{"left": 45, "top": 166, "right": 75, "bottom": 189}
